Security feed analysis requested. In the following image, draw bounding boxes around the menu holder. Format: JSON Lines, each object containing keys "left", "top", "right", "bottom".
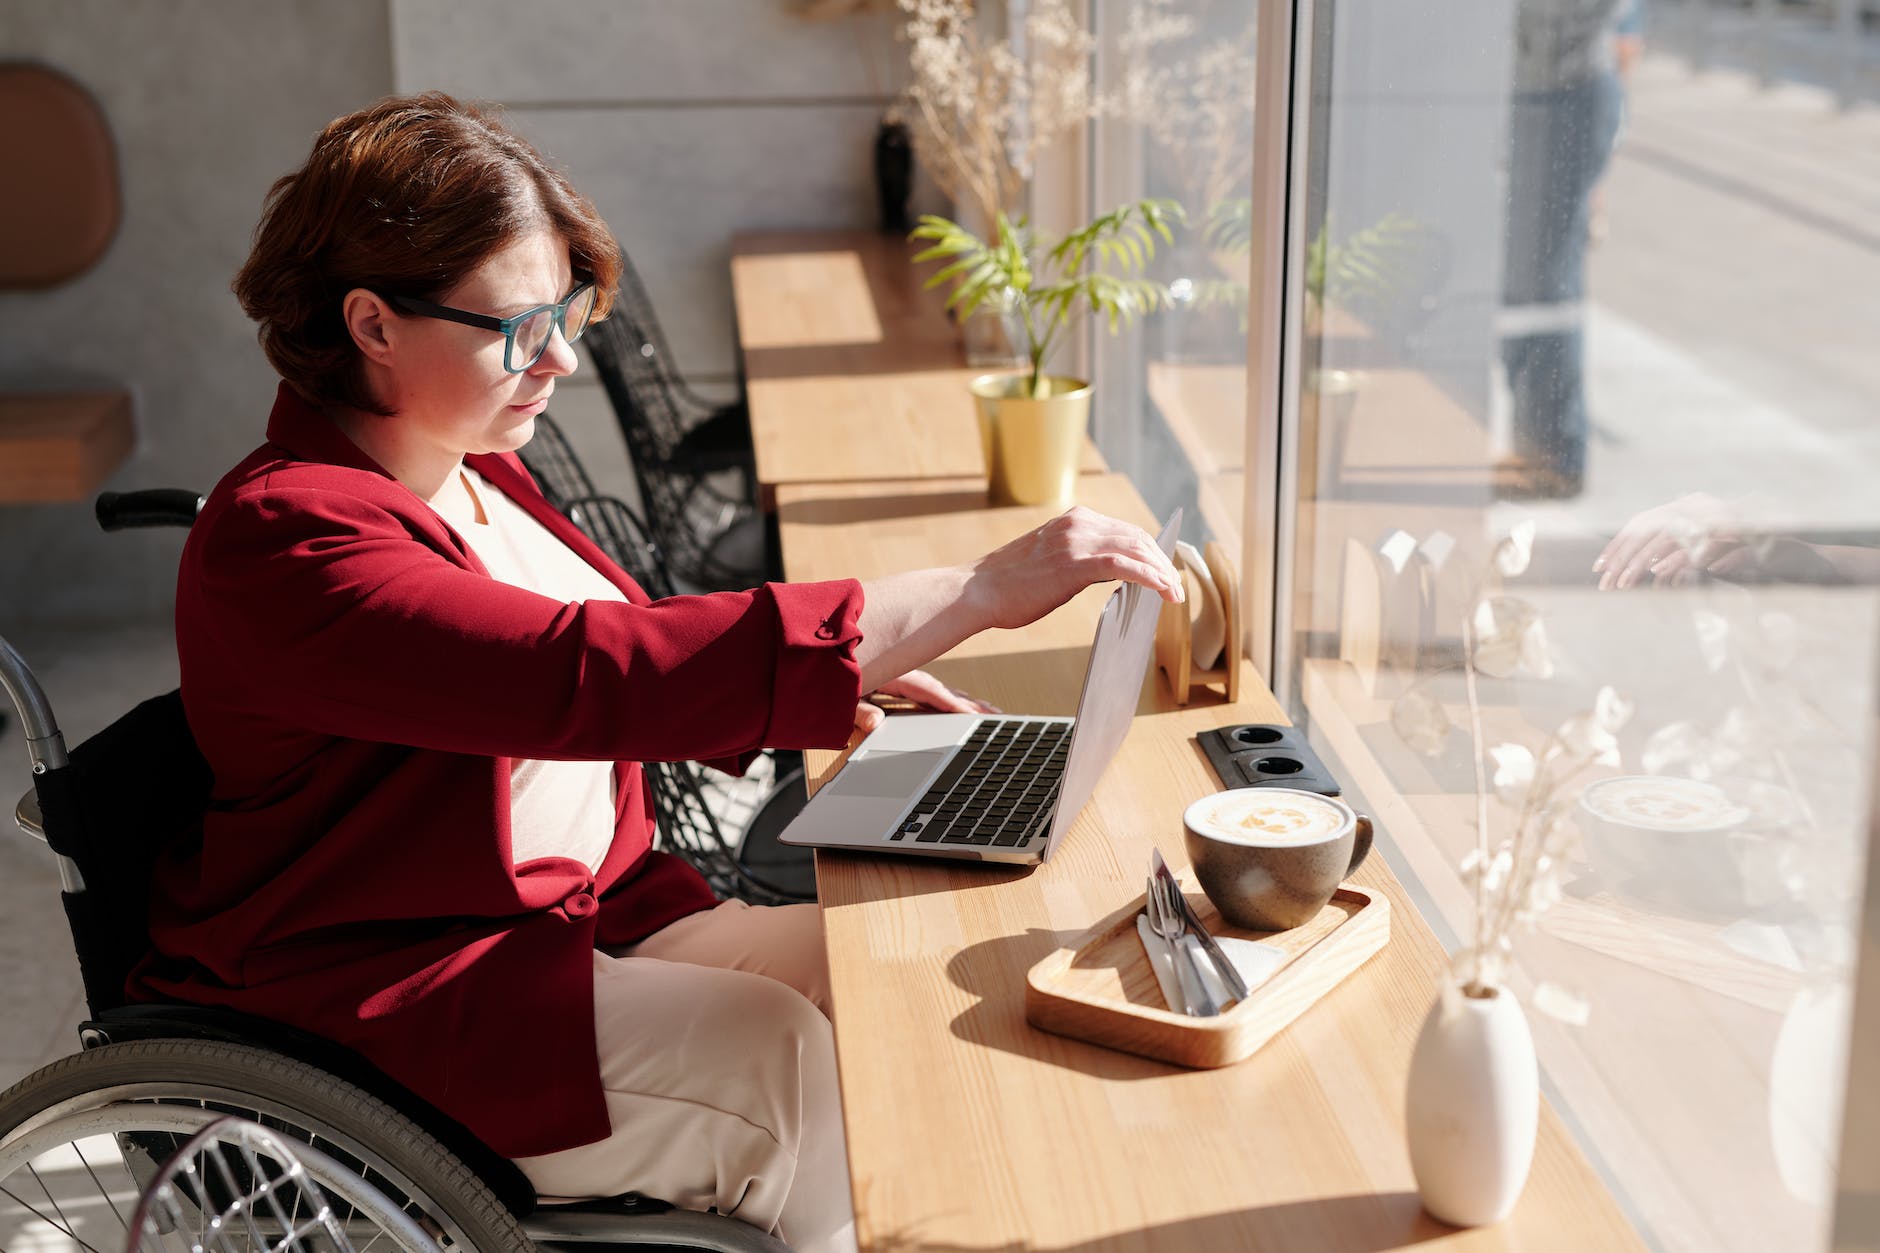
{"left": 1025, "top": 884, "right": 1389, "bottom": 1068}
{"left": 1155, "top": 539, "right": 1241, "bottom": 706}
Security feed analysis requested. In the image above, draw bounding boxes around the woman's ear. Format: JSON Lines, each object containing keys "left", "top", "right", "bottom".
{"left": 341, "top": 288, "right": 398, "bottom": 366}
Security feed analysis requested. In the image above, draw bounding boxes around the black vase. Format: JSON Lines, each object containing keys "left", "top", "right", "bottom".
{"left": 873, "top": 118, "right": 913, "bottom": 233}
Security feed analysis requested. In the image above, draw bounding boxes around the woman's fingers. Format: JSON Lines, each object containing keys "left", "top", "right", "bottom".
{"left": 1649, "top": 548, "right": 1693, "bottom": 583}
{"left": 876, "top": 669, "right": 1001, "bottom": 714}
{"left": 1596, "top": 513, "right": 1669, "bottom": 589}
{"left": 1615, "top": 534, "right": 1686, "bottom": 589}
{"left": 1597, "top": 493, "right": 1741, "bottom": 590}
{"left": 853, "top": 701, "right": 885, "bottom": 736}
{"left": 1110, "top": 553, "right": 1185, "bottom": 603}
{"left": 973, "top": 508, "right": 1184, "bottom": 631}
{"left": 1039, "top": 508, "right": 1183, "bottom": 596}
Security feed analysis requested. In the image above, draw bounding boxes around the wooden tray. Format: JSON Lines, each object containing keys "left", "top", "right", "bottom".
{"left": 1025, "top": 884, "right": 1389, "bottom": 1067}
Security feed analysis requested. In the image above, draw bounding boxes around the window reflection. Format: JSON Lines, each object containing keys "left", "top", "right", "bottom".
{"left": 1087, "top": 0, "right": 1875, "bottom": 1241}
{"left": 1287, "top": 0, "right": 1878, "bottom": 1246}
{"left": 1092, "top": 0, "right": 1261, "bottom": 543}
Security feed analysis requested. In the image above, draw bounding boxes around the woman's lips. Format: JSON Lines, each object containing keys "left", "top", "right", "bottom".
{"left": 509, "top": 395, "right": 550, "bottom": 416}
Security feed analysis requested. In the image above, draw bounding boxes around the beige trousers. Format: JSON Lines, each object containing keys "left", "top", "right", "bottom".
{"left": 512, "top": 900, "right": 857, "bottom": 1253}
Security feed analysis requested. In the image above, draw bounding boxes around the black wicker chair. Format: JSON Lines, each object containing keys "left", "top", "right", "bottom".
{"left": 610, "top": 251, "right": 757, "bottom": 500}
{"left": 585, "top": 278, "right": 772, "bottom": 594}
{"left": 518, "top": 414, "right": 813, "bottom": 905}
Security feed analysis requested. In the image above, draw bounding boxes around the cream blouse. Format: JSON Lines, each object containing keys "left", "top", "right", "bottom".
{"left": 452, "top": 468, "right": 626, "bottom": 873}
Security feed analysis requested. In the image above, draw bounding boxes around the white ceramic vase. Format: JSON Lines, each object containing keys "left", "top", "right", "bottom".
{"left": 1404, "top": 983, "right": 1539, "bottom": 1226}
{"left": 1768, "top": 981, "right": 1853, "bottom": 1203}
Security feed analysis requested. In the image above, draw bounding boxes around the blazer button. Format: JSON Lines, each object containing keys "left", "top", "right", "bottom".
{"left": 564, "top": 891, "right": 598, "bottom": 919}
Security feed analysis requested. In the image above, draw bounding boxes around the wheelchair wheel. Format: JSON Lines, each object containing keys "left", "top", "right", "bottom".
{"left": 0, "top": 1038, "right": 533, "bottom": 1251}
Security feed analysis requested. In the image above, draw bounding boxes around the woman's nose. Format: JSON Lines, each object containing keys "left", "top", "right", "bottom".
{"left": 532, "top": 324, "right": 578, "bottom": 377}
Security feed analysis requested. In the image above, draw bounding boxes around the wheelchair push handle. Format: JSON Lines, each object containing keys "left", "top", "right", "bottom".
{"left": 95, "top": 488, "right": 203, "bottom": 531}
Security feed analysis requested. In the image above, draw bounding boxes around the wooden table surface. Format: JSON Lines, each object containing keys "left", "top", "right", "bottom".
{"left": 777, "top": 472, "right": 1642, "bottom": 1251}
{"left": 732, "top": 230, "right": 1102, "bottom": 507}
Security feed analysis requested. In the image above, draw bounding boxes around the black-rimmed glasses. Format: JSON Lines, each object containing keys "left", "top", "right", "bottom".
{"left": 387, "top": 276, "right": 599, "bottom": 373}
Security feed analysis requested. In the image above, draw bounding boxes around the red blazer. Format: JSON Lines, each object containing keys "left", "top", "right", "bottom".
{"left": 133, "top": 383, "right": 864, "bottom": 1158}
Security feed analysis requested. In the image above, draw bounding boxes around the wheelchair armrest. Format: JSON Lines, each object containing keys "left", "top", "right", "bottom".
{"left": 91, "top": 1002, "right": 539, "bottom": 1219}
{"left": 15, "top": 787, "right": 44, "bottom": 841}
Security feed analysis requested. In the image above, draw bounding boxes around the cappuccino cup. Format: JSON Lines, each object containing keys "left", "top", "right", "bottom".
{"left": 1577, "top": 774, "right": 1750, "bottom": 909}
{"left": 1181, "top": 788, "right": 1373, "bottom": 931}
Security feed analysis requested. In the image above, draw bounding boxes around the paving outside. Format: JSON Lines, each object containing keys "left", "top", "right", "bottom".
{"left": 1547, "top": 50, "right": 1880, "bottom": 538}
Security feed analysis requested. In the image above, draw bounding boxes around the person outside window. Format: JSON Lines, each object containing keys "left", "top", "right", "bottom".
{"left": 1498, "top": 0, "right": 1626, "bottom": 498}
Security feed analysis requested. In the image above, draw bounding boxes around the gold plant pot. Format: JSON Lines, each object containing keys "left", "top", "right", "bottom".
{"left": 969, "top": 373, "right": 1092, "bottom": 508}
{"left": 1298, "top": 367, "right": 1361, "bottom": 501}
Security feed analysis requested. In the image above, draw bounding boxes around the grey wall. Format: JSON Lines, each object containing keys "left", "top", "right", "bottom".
{"left": 0, "top": 1, "right": 396, "bottom": 623}
{"left": 389, "top": 0, "right": 923, "bottom": 503}
{"left": 0, "top": 0, "right": 921, "bottom": 626}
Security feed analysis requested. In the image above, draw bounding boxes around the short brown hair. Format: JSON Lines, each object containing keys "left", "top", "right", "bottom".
{"left": 234, "top": 92, "right": 621, "bottom": 415}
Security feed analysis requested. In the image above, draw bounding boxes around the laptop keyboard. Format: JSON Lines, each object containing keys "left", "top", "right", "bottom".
{"left": 891, "top": 719, "right": 1071, "bottom": 848}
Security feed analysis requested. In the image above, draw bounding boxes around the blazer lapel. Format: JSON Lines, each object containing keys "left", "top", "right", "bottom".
{"left": 260, "top": 383, "right": 649, "bottom": 604}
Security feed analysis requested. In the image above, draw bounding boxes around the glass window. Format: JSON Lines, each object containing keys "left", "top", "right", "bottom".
{"left": 1284, "top": 0, "right": 1880, "bottom": 1247}
{"left": 1086, "top": 0, "right": 1262, "bottom": 559}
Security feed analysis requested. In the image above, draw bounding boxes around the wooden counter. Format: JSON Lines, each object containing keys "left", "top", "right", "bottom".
{"left": 733, "top": 230, "right": 1102, "bottom": 507}
{"left": 777, "top": 473, "right": 1642, "bottom": 1252}
{"left": 0, "top": 389, "right": 132, "bottom": 502}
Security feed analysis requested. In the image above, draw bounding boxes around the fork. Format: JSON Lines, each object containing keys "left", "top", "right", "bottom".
{"left": 1145, "top": 874, "right": 1213, "bottom": 1016}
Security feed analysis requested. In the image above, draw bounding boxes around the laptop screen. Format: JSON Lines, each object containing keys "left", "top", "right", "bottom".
{"left": 1039, "top": 509, "right": 1182, "bottom": 860}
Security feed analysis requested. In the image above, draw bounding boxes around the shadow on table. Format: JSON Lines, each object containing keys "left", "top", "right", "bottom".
{"left": 780, "top": 487, "right": 993, "bottom": 527}
{"left": 943, "top": 927, "right": 1174, "bottom": 1082}
{"left": 739, "top": 342, "right": 967, "bottom": 381}
{"left": 865, "top": 1190, "right": 1455, "bottom": 1251}
{"left": 815, "top": 848, "right": 1033, "bottom": 903}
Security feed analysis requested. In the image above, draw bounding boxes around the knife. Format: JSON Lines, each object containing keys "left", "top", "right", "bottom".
{"left": 1135, "top": 914, "right": 1188, "bottom": 1015}
{"left": 1150, "top": 847, "right": 1252, "bottom": 1002}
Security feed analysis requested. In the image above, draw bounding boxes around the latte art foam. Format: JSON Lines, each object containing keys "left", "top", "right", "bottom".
{"left": 1188, "top": 792, "right": 1348, "bottom": 845}
{"left": 1581, "top": 776, "right": 1747, "bottom": 832}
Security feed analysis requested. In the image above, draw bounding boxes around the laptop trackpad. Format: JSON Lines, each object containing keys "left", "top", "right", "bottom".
{"left": 823, "top": 748, "right": 950, "bottom": 799}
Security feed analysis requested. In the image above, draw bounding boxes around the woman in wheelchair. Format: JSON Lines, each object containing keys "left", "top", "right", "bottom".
{"left": 121, "top": 92, "right": 1183, "bottom": 1252}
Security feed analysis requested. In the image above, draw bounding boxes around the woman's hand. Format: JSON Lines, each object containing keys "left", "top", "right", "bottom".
{"left": 853, "top": 669, "right": 999, "bottom": 736}
{"left": 965, "top": 506, "right": 1184, "bottom": 631}
{"left": 853, "top": 506, "right": 1183, "bottom": 695}
{"left": 1595, "top": 492, "right": 1744, "bottom": 589}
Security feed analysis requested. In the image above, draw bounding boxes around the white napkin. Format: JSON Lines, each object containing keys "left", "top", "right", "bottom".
{"left": 1196, "top": 934, "right": 1291, "bottom": 1006}
{"left": 1137, "top": 914, "right": 1291, "bottom": 1013}
{"left": 1175, "top": 541, "right": 1226, "bottom": 670}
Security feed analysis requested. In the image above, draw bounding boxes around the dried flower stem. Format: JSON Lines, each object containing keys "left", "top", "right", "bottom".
{"left": 1460, "top": 609, "right": 1492, "bottom": 996}
{"left": 896, "top": 0, "right": 1096, "bottom": 230}
{"left": 1394, "top": 522, "right": 1615, "bottom": 1013}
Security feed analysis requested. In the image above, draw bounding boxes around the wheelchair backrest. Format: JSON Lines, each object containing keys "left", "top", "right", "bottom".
{"left": 33, "top": 688, "right": 211, "bottom": 1017}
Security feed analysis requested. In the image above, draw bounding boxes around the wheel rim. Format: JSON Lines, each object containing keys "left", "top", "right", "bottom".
{"left": 0, "top": 1081, "right": 488, "bottom": 1251}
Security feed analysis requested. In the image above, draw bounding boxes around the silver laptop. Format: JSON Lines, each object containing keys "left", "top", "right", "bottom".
{"left": 779, "top": 510, "right": 1180, "bottom": 865}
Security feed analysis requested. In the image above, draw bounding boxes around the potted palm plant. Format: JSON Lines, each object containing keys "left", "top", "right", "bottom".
{"left": 910, "top": 199, "right": 1183, "bottom": 507}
